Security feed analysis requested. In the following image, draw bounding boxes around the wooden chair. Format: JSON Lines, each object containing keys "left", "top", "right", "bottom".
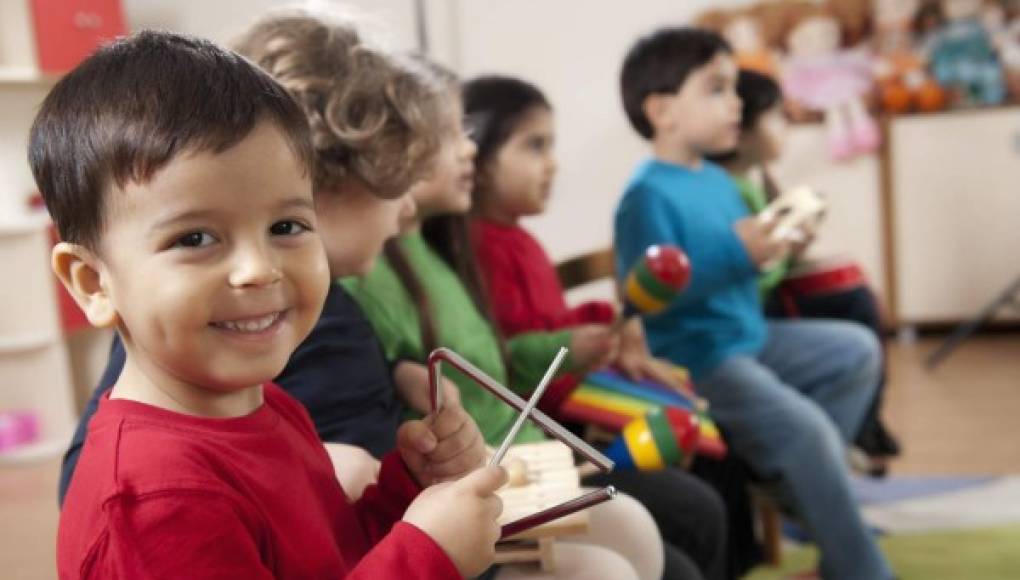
{"left": 555, "top": 248, "right": 785, "bottom": 567}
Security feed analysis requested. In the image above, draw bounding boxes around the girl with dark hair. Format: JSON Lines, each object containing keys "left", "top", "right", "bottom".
{"left": 464, "top": 74, "right": 764, "bottom": 580}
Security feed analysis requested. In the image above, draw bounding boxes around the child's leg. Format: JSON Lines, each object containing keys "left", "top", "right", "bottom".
{"left": 758, "top": 319, "right": 879, "bottom": 442}
{"left": 769, "top": 287, "right": 900, "bottom": 456}
{"left": 496, "top": 493, "right": 659, "bottom": 580}
{"left": 583, "top": 469, "right": 727, "bottom": 580}
{"left": 698, "top": 354, "right": 891, "bottom": 580}
{"left": 494, "top": 543, "right": 638, "bottom": 580}
{"left": 561, "top": 490, "right": 667, "bottom": 580}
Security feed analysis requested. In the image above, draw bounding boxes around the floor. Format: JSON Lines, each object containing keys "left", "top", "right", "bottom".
{"left": 1, "top": 335, "right": 1018, "bottom": 578}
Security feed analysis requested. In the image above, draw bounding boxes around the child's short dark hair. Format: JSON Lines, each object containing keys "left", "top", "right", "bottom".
{"left": 620, "top": 27, "right": 731, "bottom": 139}
{"left": 29, "top": 30, "right": 314, "bottom": 250}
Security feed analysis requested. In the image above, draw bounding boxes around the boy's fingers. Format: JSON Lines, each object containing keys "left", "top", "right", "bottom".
{"left": 398, "top": 419, "right": 437, "bottom": 454}
{"left": 431, "top": 406, "right": 469, "bottom": 440}
{"left": 463, "top": 465, "right": 508, "bottom": 496}
{"left": 428, "top": 421, "right": 479, "bottom": 463}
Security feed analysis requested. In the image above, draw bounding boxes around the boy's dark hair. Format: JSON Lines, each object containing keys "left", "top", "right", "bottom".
{"left": 707, "top": 69, "right": 783, "bottom": 164}
{"left": 620, "top": 27, "right": 731, "bottom": 139}
{"left": 462, "top": 75, "right": 550, "bottom": 171}
{"left": 29, "top": 30, "right": 315, "bottom": 250}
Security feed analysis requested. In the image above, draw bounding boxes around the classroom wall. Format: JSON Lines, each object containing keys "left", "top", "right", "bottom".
{"left": 0, "top": 0, "right": 420, "bottom": 218}
{"left": 441, "top": 0, "right": 746, "bottom": 263}
{"left": 1, "top": 0, "right": 731, "bottom": 256}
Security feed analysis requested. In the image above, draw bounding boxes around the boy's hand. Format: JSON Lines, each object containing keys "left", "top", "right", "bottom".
{"left": 735, "top": 216, "right": 789, "bottom": 267}
{"left": 397, "top": 402, "right": 486, "bottom": 487}
{"left": 394, "top": 360, "right": 461, "bottom": 414}
{"left": 615, "top": 319, "right": 690, "bottom": 392}
{"left": 570, "top": 324, "right": 621, "bottom": 372}
{"left": 403, "top": 466, "right": 507, "bottom": 578}
{"left": 323, "top": 443, "right": 380, "bottom": 500}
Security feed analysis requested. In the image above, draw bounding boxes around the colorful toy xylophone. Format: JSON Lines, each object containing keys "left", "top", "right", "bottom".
{"left": 560, "top": 368, "right": 728, "bottom": 464}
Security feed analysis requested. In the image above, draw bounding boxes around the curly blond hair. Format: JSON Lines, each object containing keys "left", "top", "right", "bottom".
{"left": 232, "top": 11, "right": 444, "bottom": 198}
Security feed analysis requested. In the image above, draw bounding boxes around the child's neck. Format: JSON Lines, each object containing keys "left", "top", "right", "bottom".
{"left": 725, "top": 157, "right": 759, "bottom": 179}
{"left": 652, "top": 137, "right": 703, "bottom": 169}
{"left": 474, "top": 200, "right": 519, "bottom": 227}
{"left": 111, "top": 349, "right": 264, "bottom": 418}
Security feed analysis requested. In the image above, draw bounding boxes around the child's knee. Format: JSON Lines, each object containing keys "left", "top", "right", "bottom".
{"left": 780, "top": 399, "right": 846, "bottom": 461}
{"left": 833, "top": 321, "right": 882, "bottom": 386}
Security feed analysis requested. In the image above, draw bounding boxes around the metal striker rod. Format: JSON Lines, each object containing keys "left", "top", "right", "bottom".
{"left": 501, "top": 486, "right": 618, "bottom": 539}
{"left": 489, "top": 347, "right": 568, "bottom": 467}
{"left": 426, "top": 347, "right": 614, "bottom": 471}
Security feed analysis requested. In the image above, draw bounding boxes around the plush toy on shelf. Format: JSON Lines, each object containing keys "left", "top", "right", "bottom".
{"left": 923, "top": 0, "right": 1006, "bottom": 106}
{"left": 696, "top": 6, "right": 783, "bottom": 78}
{"left": 873, "top": 0, "right": 947, "bottom": 112}
{"left": 780, "top": 2, "right": 881, "bottom": 160}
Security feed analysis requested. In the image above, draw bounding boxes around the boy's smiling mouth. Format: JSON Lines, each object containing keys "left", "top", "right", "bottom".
{"left": 211, "top": 310, "right": 287, "bottom": 334}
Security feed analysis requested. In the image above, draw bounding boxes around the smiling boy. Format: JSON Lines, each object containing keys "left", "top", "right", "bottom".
{"left": 37, "top": 31, "right": 503, "bottom": 579}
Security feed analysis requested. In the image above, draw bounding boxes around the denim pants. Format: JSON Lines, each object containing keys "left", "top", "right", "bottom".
{"left": 698, "top": 319, "right": 893, "bottom": 580}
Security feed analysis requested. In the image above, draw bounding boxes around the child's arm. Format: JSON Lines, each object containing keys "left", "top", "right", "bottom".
{"left": 475, "top": 234, "right": 615, "bottom": 333}
{"left": 615, "top": 185, "right": 761, "bottom": 306}
{"left": 80, "top": 492, "right": 277, "bottom": 579}
{"left": 505, "top": 329, "right": 576, "bottom": 393}
{"left": 565, "top": 300, "right": 617, "bottom": 326}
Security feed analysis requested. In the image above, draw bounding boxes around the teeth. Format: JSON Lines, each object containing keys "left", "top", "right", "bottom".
{"left": 215, "top": 312, "right": 280, "bottom": 333}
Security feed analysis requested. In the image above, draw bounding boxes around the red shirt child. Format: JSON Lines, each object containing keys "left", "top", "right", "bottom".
{"left": 473, "top": 219, "right": 615, "bottom": 411}
{"left": 58, "top": 384, "right": 459, "bottom": 579}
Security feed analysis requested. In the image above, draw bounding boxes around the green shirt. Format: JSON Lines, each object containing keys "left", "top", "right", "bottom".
{"left": 732, "top": 175, "right": 789, "bottom": 297}
{"left": 341, "top": 232, "right": 573, "bottom": 445}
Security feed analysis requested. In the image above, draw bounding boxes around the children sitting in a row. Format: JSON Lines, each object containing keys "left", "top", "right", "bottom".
{"left": 47, "top": 9, "right": 893, "bottom": 580}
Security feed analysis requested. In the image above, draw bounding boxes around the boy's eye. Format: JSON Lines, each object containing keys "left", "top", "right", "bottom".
{"left": 270, "top": 220, "right": 309, "bottom": 236}
{"left": 173, "top": 232, "right": 215, "bottom": 249}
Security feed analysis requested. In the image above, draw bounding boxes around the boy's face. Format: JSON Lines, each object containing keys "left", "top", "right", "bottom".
{"left": 652, "top": 52, "right": 742, "bottom": 157}
{"left": 95, "top": 122, "right": 329, "bottom": 392}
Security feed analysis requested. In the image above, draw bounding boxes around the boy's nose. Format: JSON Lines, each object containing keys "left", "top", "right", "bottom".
{"left": 462, "top": 135, "right": 478, "bottom": 160}
{"left": 229, "top": 243, "right": 283, "bottom": 288}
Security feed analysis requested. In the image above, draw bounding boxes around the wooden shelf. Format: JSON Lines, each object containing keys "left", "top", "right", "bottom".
{"left": 0, "top": 435, "right": 70, "bottom": 466}
{"left": 0, "top": 66, "right": 59, "bottom": 86}
{"left": 0, "top": 214, "right": 48, "bottom": 238}
{"left": 0, "top": 330, "right": 58, "bottom": 354}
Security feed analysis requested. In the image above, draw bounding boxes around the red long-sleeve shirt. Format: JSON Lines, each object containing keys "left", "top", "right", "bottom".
{"left": 472, "top": 219, "right": 615, "bottom": 411}
{"left": 58, "top": 384, "right": 459, "bottom": 579}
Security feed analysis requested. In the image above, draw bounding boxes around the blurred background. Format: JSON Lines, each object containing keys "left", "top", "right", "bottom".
{"left": 2, "top": 0, "right": 1020, "bottom": 578}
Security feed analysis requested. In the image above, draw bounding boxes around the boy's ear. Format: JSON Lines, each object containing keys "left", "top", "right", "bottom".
{"left": 51, "top": 242, "right": 119, "bottom": 328}
{"left": 642, "top": 93, "right": 672, "bottom": 135}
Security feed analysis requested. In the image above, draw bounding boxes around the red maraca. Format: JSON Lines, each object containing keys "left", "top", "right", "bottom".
{"left": 623, "top": 244, "right": 691, "bottom": 317}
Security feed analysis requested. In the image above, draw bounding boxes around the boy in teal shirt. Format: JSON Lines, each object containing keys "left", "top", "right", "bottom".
{"left": 614, "top": 27, "right": 893, "bottom": 580}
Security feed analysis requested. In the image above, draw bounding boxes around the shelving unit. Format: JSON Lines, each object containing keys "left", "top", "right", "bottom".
{"left": 0, "top": 217, "right": 76, "bottom": 465}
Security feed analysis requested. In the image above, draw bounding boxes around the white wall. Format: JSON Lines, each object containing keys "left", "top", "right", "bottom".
{"left": 0, "top": 0, "right": 420, "bottom": 219}
{"left": 441, "top": 0, "right": 748, "bottom": 263}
